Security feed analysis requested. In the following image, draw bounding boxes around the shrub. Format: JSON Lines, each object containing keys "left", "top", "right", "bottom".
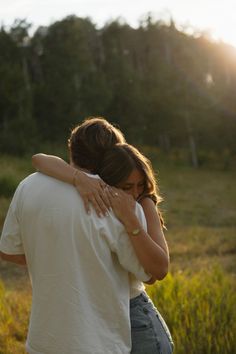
{"left": 0, "top": 176, "right": 18, "bottom": 198}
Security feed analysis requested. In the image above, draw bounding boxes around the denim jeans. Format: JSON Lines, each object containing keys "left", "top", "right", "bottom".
{"left": 130, "top": 292, "right": 174, "bottom": 354}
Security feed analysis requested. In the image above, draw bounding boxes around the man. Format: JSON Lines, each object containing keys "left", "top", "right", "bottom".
{"left": 0, "top": 117, "right": 150, "bottom": 354}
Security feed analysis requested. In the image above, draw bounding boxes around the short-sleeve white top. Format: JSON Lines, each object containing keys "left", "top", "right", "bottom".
{"left": 0, "top": 173, "right": 150, "bottom": 354}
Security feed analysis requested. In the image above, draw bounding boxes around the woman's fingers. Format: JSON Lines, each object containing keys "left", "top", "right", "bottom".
{"left": 83, "top": 197, "right": 91, "bottom": 215}
{"left": 94, "top": 192, "right": 110, "bottom": 217}
{"left": 99, "top": 186, "right": 112, "bottom": 211}
{"left": 83, "top": 189, "right": 111, "bottom": 217}
{"left": 76, "top": 177, "right": 112, "bottom": 216}
{"left": 89, "top": 195, "right": 106, "bottom": 217}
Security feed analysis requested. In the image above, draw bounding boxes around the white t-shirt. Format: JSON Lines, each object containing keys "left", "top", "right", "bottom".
{"left": 0, "top": 172, "right": 150, "bottom": 354}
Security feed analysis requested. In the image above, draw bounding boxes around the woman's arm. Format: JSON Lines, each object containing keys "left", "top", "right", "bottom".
{"left": 139, "top": 197, "right": 169, "bottom": 258}
{"left": 32, "top": 154, "right": 76, "bottom": 184}
{"left": 109, "top": 191, "right": 169, "bottom": 281}
{"left": 32, "top": 154, "right": 111, "bottom": 216}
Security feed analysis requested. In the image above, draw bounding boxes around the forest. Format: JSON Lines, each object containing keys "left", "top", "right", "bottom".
{"left": 0, "top": 15, "right": 236, "bottom": 166}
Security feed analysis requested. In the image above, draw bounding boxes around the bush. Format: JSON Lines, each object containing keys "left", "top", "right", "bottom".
{"left": 0, "top": 175, "right": 18, "bottom": 198}
{"left": 147, "top": 267, "right": 236, "bottom": 354}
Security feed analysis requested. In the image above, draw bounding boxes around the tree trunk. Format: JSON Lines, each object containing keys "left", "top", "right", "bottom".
{"left": 185, "top": 112, "right": 199, "bottom": 168}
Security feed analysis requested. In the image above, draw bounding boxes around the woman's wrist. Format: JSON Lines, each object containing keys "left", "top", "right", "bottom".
{"left": 123, "top": 215, "right": 141, "bottom": 234}
{"left": 72, "top": 169, "right": 82, "bottom": 186}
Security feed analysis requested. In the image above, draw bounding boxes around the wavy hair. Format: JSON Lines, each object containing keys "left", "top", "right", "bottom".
{"left": 98, "top": 143, "right": 165, "bottom": 228}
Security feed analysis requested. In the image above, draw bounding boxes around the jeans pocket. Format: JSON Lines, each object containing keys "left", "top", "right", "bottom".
{"left": 130, "top": 305, "right": 152, "bottom": 330}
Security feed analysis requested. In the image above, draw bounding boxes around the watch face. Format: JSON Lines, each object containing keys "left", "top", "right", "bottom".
{"left": 132, "top": 228, "right": 140, "bottom": 235}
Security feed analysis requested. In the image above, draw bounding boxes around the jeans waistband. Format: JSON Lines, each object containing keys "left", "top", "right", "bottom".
{"left": 130, "top": 291, "right": 149, "bottom": 307}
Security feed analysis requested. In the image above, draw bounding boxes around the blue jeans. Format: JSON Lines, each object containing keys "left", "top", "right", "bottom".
{"left": 130, "top": 292, "right": 174, "bottom": 354}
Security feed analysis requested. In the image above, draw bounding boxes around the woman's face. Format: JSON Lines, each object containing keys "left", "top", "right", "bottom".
{"left": 117, "top": 168, "right": 145, "bottom": 200}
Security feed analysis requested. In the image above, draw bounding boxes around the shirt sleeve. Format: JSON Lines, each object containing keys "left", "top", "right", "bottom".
{"left": 104, "top": 203, "right": 151, "bottom": 282}
{"left": 0, "top": 186, "right": 24, "bottom": 255}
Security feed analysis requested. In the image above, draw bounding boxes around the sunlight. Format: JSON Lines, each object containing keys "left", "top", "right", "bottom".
{"left": 211, "top": 28, "right": 236, "bottom": 49}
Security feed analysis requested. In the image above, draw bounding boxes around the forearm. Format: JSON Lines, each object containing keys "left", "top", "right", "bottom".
{"left": 32, "top": 154, "right": 77, "bottom": 185}
{"left": 0, "top": 252, "right": 27, "bottom": 266}
{"left": 140, "top": 198, "right": 169, "bottom": 258}
{"left": 123, "top": 215, "right": 169, "bottom": 280}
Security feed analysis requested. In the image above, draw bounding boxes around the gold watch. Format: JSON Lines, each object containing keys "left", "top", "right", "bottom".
{"left": 129, "top": 228, "right": 141, "bottom": 236}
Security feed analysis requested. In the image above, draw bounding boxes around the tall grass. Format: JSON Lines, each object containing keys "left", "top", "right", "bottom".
{"left": 0, "top": 281, "right": 30, "bottom": 354}
{"left": 147, "top": 267, "right": 236, "bottom": 354}
{"left": 0, "top": 267, "right": 235, "bottom": 353}
{"left": 0, "top": 153, "right": 236, "bottom": 353}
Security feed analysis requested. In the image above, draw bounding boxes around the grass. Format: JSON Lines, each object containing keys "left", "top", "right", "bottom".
{"left": 0, "top": 153, "right": 236, "bottom": 353}
{"left": 155, "top": 163, "right": 236, "bottom": 276}
{"left": 0, "top": 281, "right": 30, "bottom": 354}
{"left": 147, "top": 267, "right": 236, "bottom": 354}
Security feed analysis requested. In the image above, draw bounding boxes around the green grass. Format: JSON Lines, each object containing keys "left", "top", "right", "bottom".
{"left": 155, "top": 163, "right": 236, "bottom": 276}
{"left": 0, "top": 268, "right": 235, "bottom": 354}
{"left": 0, "top": 153, "right": 236, "bottom": 353}
{"left": 147, "top": 267, "right": 236, "bottom": 354}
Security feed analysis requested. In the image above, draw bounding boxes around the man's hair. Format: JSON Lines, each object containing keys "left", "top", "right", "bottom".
{"left": 68, "top": 117, "right": 126, "bottom": 173}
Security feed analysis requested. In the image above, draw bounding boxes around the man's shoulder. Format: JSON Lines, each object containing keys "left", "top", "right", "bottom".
{"left": 17, "top": 173, "right": 76, "bottom": 202}
{"left": 20, "top": 172, "right": 71, "bottom": 189}
{"left": 19, "top": 172, "right": 49, "bottom": 186}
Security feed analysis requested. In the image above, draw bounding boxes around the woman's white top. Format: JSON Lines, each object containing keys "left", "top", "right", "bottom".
{"left": 130, "top": 274, "right": 145, "bottom": 298}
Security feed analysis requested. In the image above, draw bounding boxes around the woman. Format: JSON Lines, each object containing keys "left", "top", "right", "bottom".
{"left": 32, "top": 144, "right": 174, "bottom": 354}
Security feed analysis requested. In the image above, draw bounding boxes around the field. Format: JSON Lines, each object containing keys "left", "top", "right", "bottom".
{"left": 0, "top": 154, "right": 236, "bottom": 353}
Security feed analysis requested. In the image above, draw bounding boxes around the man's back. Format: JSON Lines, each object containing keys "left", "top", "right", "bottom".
{"left": 1, "top": 172, "right": 149, "bottom": 354}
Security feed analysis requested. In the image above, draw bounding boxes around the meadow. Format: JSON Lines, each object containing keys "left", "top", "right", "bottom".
{"left": 0, "top": 153, "right": 235, "bottom": 354}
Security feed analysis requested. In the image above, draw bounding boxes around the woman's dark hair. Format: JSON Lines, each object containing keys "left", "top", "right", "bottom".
{"left": 68, "top": 117, "right": 125, "bottom": 173}
{"left": 98, "top": 143, "right": 165, "bottom": 228}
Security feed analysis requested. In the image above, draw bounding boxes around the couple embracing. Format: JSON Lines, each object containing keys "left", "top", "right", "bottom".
{"left": 0, "top": 117, "right": 174, "bottom": 354}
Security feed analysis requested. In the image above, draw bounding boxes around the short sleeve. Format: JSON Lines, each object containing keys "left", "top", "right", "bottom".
{"left": 104, "top": 202, "right": 151, "bottom": 282}
{"left": 135, "top": 203, "right": 147, "bottom": 232}
{"left": 0, "top": 187, "right": 24, "bottom": 255}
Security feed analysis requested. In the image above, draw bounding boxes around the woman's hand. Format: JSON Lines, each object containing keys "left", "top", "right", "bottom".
{"left": 32, "top": 154, "right": 112, "bottom": 217}
{"left": 74, "top": 170, "right": 111, "bottom": 217}
{"left": 108, "top": 188, "right": 138, "bottom": 226}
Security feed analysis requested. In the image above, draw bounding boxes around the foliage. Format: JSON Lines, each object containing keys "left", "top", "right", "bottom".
{"left": 147, "top": 267, "right": 236, "bottom": 354}
{"left": 0, "top": 155, "right": 33, "bottom": 198}
{"left": 0, "top": 176, "right": 18, "bottom": 198}
{"left": 0, "top": 15, "right": 236, "bottom": 162}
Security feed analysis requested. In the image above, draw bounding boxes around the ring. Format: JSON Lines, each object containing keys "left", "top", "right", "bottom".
{"left": 114, "top": 192, "right": 119, "bottom": 197}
